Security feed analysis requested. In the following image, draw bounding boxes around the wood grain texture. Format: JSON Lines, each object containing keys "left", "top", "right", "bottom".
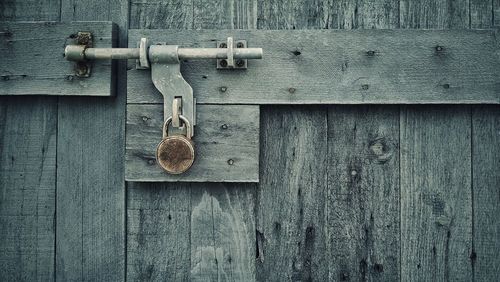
{"left": 190, "top": 183, "right": 256, "bottom": 281}
{"left": 400, "top": 3, "right": 476, "bottom": 281}
{"left": 127, "top": 182, "right": 191, "bottom": 281}
{"left": 128, "top": 28, "right": 500, "bottom": 105}
{"left": 55, "top": 0, "right": 127, "bottom": 281}
{"left": 126, "top": 104, "right": 259, "bottom": 182}
{"left": 469, "top": 3, "right": 500, "bottom": 281}
{"left": 127, "top": 0, "right": 258, "bottom": 280}
{"left": 326, "top": 2, "right": 400, "bottom": 281}
{"left": 0, "top": 21, "right": 116, "bottom": 96}
{"left": 256, "top": 106, "right": 328, "bottom": 281}
{"left": 0, "top": 97, "right": 57, "bottom": 281}
{"left": 400, "top": 0, "right": 469, "bottom": 29}
{"left": 0, "top": 0, "right": 60, "bottom": 21}
{"left": 400, "top": 106, "right": 473, "bottom": 281}
{"left": 0, "top": 2, "right": 58, "bottom": 281}
{"left": 327, "top": 106, "right": 400, "bottom": 281}
{"left": 471, "top": 106, "right": 500, "bottom": 281}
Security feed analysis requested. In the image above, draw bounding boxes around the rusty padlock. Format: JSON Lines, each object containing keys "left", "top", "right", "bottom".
{"left": 156, "top": 115, "right": 194, "bottom": 174}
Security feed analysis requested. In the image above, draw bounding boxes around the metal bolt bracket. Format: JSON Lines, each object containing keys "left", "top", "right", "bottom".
{"left": 66, "top": 32, "right": 93, "bottom": 77}
{"left": 217, "top": 38, "right": 248, "bottom": 69}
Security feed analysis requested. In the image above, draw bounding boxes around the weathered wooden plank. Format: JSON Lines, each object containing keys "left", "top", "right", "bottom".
{"left": 190, "top": 183, "right": 256, "bottom": 281}
{"left": 0, "top": 0, "right": 60, "bottom": 21}
{"left": 469, "top": 3, "right": 500, "bottom": 280}
{"left": 127, "top": 182, "right": 191, "bottom": 281}
{"left": 400, "top": 2, "right": 475, "bottom": 281}
{"left": 256, "top": 106, "right": 329, "bottom": 281}
{"left": 0, "top": 21, "right": 116, "bottom": 96}
{"left": 327, "top": 106, "right": 400, "bottom": 281}
{"left": 400, "top": 106, "right": 473, "bottom": 281}
{"left": 0, "top": 97, "right": 57, "bottom": 282}
{"left": 326, "top": 2, "right": 400, "bottom": 281}
{"left": 0, "top": 2, "right": 58, "bottom": 281}
{"left": 55, "top": 0, "right": 127, "bottom": 281}
{"left": 400, "top": 0, "right": 469, "bottom": 29}
{"left": 127, "top": 28, "right": 500, "bottom": 105}
{"left": 471, "top": 106, "right": 500, "bottom": 280}
{"left": 126, "top": 104, "right": 259, "bottom": 182}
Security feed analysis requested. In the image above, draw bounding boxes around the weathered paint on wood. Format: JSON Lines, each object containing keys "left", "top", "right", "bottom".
{"left": 0, "top": 97, "right": 57, "bottom": 281}
{"left": 55, "top": 0, "right": 127, "bottom": 281}
{"left": 0, "top": 21, "right": 117, "bottom": 96}
{"left": 128, "top": 28, "right": 500, "bottom": 105}
{"left": 126, "top": 104, "right": 259, "bottom": 182}
{"left": 0, "top": 2, "right": 58, "bottom": 281}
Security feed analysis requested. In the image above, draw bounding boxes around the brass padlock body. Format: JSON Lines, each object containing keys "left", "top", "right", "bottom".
{"left": 156, "top": 115, "right": 194, "bottom": 174}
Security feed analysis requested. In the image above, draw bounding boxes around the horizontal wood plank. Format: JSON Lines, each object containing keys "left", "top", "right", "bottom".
{"left": 0, "top": 21, "right": 116, "bottom": 96}
{"left": 125, "top": 104, "right": 259, "bottom": 182}
{"left": 128, "top": 29, "right": 500, "bottom": 105}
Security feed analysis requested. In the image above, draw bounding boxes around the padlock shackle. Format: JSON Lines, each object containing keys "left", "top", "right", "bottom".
{"left": 163, "top": 115, "right": 192, "bottom": 139}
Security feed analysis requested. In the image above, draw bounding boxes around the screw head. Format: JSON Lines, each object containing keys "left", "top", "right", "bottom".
{"left": 236, "top": 59, "right": 245, "bottom": 67}
{"left": 220, "top": 59, "right": 228, "bottom": 67}
{"left": 221, "top": 124, "right": 228, "bottom": 130}
{"left": 219, "top": 43, "right": 227, "bottom": 48}
{"left": 236, "top": 42, "right": 244, "bottom": 48}
{"left": 219, "top": 86, "right": 227, "bottom": 92}
{"left": 227, "top": 159, "right": 234, "bottom": 165}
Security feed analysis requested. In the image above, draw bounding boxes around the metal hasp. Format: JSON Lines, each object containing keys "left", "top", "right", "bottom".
{"left": 65, "top": 36, "right": 263, "bottom": 174}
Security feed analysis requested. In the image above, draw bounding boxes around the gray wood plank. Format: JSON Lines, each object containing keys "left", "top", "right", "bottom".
{"left": 400, "top": 3, "right": 475, "bottom": 281}
{"left": 326, "top": 2, "right": 400, "bottom": 281}
{"left": 0, "top": 97, "right": 57, "bottom": 281}
{"left": 55, "top": 0, "right": 127, "bottom": 281}
{"left": 0, "top": 2, "right": 58, "bottom": 281}
{"left": 256, "top": 106, "right": 328, "bottom": 281}
{"left": 469, "top": 3, "right": 500, "bottom": 280}
{"left": 327, "top": 106, "right": 400, "bottom": 281}
{"left": 126, "top": 104, "right": 259, "bottom": 182}
{"left": 127, "top": 182, "right": 191, "bottom": 281}
{"left": 255, "top": 3, "right": 330, "bottom": 280}
{"left": 0, "top": 21, "right": 116, "bottom": 96}
{"left": 190, "top": 183, "right": 256, "bottom": 281}
{"left": 127, "top": 28, "right": 500, "bottom": 105}
{"left": 400, "top": 0, "right": 469, "bottom": 29}
{"left": 400, "top": 106, "right": 473, "bottom": 281}
{"left": 471, "top": 106, "right": 500, "bottom": 281}
{"left": 0, "top": 0, "right": 60, "bottom": 21}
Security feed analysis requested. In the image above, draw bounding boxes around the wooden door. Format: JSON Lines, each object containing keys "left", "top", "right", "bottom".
{"left": 1, "top": 0, "right": 499, "bottom": 281}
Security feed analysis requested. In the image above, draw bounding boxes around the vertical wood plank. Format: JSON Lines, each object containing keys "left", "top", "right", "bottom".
{"left": 400, "top": 2, "right": 474, "bottom": 281}
{"left": 0, "top": 97, "right": 57, "bottom": 281}
{"left": 0, "top": 1, "right": 58, "bottom": 281}
{"left": 400, "top": 107, "right": 472, "bottom": 281}
{"left": 327, "top": 1, "right": 400, "bottom": 281}
{"left": 127, "top": 1, "right": 258, "bottom": 280}
{"left": 327, "top": 106, "right": 400, "bottom": 281}
{"left": 257, "top": 106, "right": 328, "bottom": 281}
{"left": 470, "top": 2, "right": 500, "bottom": 280}
{"left": 56, "top": 0, "right": 127, "bottom": 281}
{"left": 255, "top": 1, "right": 330, "bottom": 280}
{"left": 471, "top": 106, "right": 500, "bottom": 281}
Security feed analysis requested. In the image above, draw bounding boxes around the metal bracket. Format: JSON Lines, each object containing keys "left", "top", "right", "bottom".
{"left": 71, "top": 32, "right": 93, "bottom": 77}
{"left": 217, "top": 38, "right": 248, "bottom": 69}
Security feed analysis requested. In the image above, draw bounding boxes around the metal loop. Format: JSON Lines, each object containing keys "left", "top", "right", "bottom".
{"left": 172, "top": 97, "right": 182, "bottom": 128}
{"left": 163, "top": 115, "right": 191, "bottom": 139}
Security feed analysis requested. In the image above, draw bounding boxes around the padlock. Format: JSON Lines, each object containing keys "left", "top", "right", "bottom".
{"left": 156, "top": 115, "right": 194, "bottom": 174}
